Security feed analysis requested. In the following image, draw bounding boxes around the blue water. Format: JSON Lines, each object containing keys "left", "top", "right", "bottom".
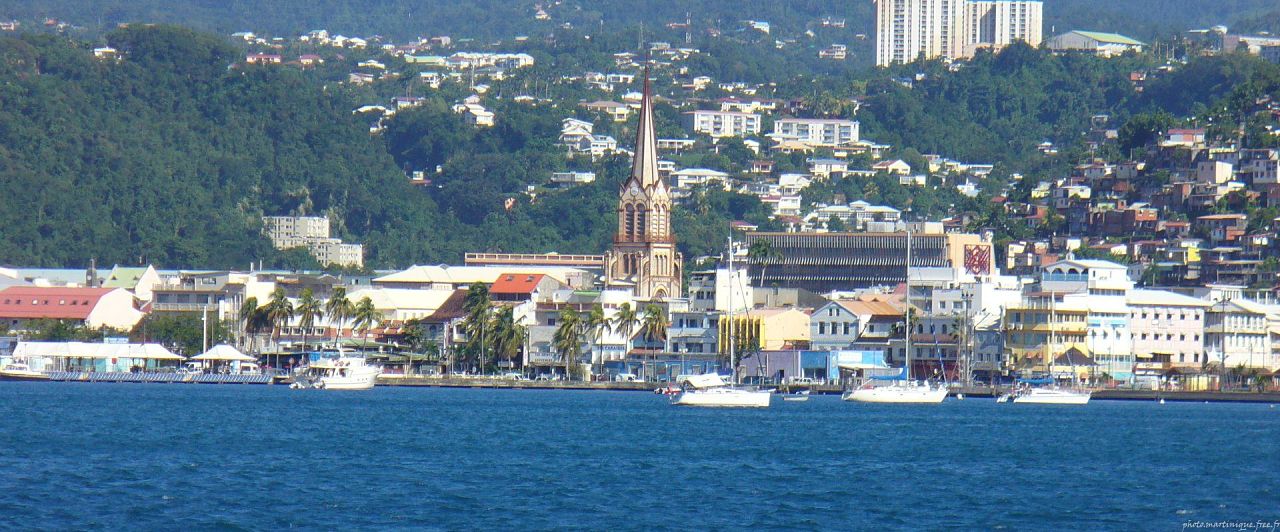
{"left": 1, "top": 383, "right": 1277, "bottom": 530}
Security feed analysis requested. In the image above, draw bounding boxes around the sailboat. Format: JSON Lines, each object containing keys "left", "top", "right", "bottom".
{"left": 672, "top": 236, "right": 771, "bottom": 408}
{"left": 843, "top": 229, "right": 948, "bottom": 404}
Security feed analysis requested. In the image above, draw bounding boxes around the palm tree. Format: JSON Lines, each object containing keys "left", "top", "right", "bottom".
{"left": 584, "top": 304, "right": 612, "bottom": 379}
{"left": 238, "top": 296, "right": 268, "bottom": 353}
{"left": 611, "top": 302, "right": 640, "bottom": 354}
{"left": 640, "top": 304, "right": 669, "bottom": 379}
{"left": 461, "top": 282, "right": 492, "bottom": 373}
{"left": 295, "top": 288, "right": 324, "bottom": 353}
{"left": 325, "top": 286, "right": 354, "bottom": 348}
{"left": 351, "top": 296, "right": 380, "bottom": 346}
{"left": 748, "top": 239, "right": 781, "bottom": 303}
{"left": 553, "top": 308, "right": 584, "bottom": 380}
{"left": 265, "top": 287, "right": 294, "bottom": 352}
{"left": 490, "top": 306, "right": 528, "bottom": 371}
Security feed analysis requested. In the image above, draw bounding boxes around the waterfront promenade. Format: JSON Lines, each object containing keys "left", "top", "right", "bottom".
{"left": 376, "top": 376, "right": 1280, "bottom": 403}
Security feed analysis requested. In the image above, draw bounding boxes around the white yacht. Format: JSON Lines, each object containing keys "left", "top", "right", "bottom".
{"left": 1005, "top": 383, "right": 1091, "bottom": 405}
{"left": 843, "top": 379, "right": 948, "bottom": 403}
{"left": 673, "top": 373, "right": 771, "bottom": 408}
{"left": 842, "top": 230, "right": 947, "bottom": 405}
{"left": 292, "top": 356, "right": 380, "bottom": 390}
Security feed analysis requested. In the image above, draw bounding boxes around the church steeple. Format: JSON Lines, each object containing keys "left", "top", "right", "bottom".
{"left": 604, "top": 67, "right": 682, "bottom": 300}
{"left": 628, "top": 68, "right": 661, "bottom": 189}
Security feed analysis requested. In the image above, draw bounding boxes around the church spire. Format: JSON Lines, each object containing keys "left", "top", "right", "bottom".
{"left": 629, "top": 67, "right": 661, "bottom": 189}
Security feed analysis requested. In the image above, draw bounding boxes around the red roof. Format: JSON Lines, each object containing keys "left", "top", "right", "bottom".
{"left": 0, "top": 286, "right": 115, "bottom": 320}
{"left": 489, "top": 273, "right": 546, "bottom": 295}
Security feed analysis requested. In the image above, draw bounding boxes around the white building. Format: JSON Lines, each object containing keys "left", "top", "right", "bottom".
{"left": 961, "top": 1, "right": 1043, "bottom": 56}
{"left": 772, "top": 118, "right": 860, "bottom": 148}
{"left": 1045, "top": 31, "right": 1145, "bottom": 57}
{"left": 875, "top": 0, "right": 1043, "bottom": 66}
{"left": 261, "top": 216, "right": 364, "bottom": 268}
{"left": 684, "top": 110, "right": 762, "bottom": 138}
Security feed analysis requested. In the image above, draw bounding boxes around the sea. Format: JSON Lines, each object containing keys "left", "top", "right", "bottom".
{"left": 0, "top": 383, "right": 1276, "bottom": 530}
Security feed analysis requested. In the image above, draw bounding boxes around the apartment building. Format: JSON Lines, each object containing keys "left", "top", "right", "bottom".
{"left": 683, "top": 110, "right": 762, "bottom": 138}
{"left": 772, "top": 118, "right": 860, "bottom": 148}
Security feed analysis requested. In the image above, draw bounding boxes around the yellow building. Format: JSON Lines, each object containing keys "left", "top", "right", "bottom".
{"left": 1004, "top": 293, "right": 1089, "bottom": 372}
{"left": 718, "top": 308, "right": 812, "bottom": 352}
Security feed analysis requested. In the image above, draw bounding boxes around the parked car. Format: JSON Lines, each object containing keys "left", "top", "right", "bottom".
{"left": 613, "top": 373, "right": 638, "bottom": 382}
{"left": 498, "top": 372, "right": 526, "bottom": 381}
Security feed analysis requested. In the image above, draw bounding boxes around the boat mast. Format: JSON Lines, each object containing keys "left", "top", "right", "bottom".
{"left": 905, "top": 229, "right": 912, "bottom": 382}
{"left": 727, "top": 235, "right": 736, "bottom": 384}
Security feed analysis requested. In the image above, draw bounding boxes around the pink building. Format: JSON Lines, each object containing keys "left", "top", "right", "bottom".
{"left": 1126, "top": 289, "right": 1209, "bottom": 370}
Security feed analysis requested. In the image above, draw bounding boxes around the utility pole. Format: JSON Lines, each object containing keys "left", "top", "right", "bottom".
{"left": 201, "top": 304, "right": 209, "bottom": 355}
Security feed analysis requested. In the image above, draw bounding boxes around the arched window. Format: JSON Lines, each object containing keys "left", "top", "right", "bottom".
{"left": 636, "top": 204, "right": 648, "bottom": 240}
{"left": 624, "top": 204, "right": 635, "bottom": 238}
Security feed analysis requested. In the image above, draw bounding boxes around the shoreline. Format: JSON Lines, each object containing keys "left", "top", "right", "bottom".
{"left": 8, "top": 375, "right": 1280, "bottom": 403}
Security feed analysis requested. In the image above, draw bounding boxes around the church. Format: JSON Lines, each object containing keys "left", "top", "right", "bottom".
{"left": 603, "top": 72, "right": 683, "bottom": 300}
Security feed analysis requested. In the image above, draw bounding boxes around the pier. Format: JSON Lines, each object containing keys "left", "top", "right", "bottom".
{"left": 43, "top": 371, "right": 276, "bottom": 385}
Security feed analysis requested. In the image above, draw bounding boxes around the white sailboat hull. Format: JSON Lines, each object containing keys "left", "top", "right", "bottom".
{"left": 1012, "top": 388, "right": 1091, "bottom": 405}
{"left": 674, "top": 387, "right": 771, "bottom": 408}
{"left": 842, "top": 384, "right": 948, "bottom": 404}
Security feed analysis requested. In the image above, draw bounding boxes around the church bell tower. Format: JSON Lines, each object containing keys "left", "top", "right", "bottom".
{"left": 604, "top": 70, "right": 683, "bottom": 300}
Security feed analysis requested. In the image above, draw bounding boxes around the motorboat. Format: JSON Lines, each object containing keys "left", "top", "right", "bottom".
{"left": 782, "top": 389, "right": 811, "bottom": 402}
{"left": 842, "top": 379, "right": 948, "bottom": 404}
{"left": 673, "top": 373, "right": 771, "bottom": 408}
{"left": 0, "top": 361, "right": 48, "bottom": 381}
{"left": 291, "top": 356, "right": 380, "bottom": 390}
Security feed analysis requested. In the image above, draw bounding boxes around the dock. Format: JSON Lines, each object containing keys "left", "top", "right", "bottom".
{"left": 43, "top": 371, "right": 276, "bottom": 385}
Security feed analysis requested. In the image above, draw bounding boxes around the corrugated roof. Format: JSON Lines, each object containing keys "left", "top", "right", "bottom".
{"left": 491, "top": 273, "right": 546, "bottom": 294}
{"left": 0, "top": 286, "right": 116, "bottom": 320}
{"left": 1071, "top": 31, "right": 1145, "bottom": 46}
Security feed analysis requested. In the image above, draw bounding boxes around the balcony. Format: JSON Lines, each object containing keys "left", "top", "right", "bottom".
{"left": 1042, "top": 273, "right": 1088, "bottom": 283}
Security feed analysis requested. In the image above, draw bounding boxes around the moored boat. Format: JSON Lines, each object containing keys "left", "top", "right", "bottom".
{"left": 673, "top": 373, "right": 771, "bottom": 408}
{"left": 0, "top": 361, "right": 48, "bottom": 381}
{"left": 291, "top": 356, "right": 380, "bottom": 390}
{"left": 1010, "top": 386, "right": 1091, "bottom": 405}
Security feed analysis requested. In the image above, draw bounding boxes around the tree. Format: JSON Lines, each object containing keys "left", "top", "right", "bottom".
{"left": 826, "top": 215, "right": 846, "bottom": 232}
{"left": 611, "top": 302, "right": 640, "bottom": 353}
{"left": 131, "top": 313, "right": 229, "bottom": 357}
{"left": 584, "top": 304, "right": 612, "bottom": 379}
{"left": 461, "top": 282, "right": 493, "bottom": 373}
{"left": 490, "top": 306, "right": 528, "bottom": 371}
{"left": 324, "top": 286, "right": 355, "bottom": 347}
{"left": 238, "top": 296, "right": 270, "bottom": 353}
{"left": 265, "top": 287, "right": 294, "bottom": 351}
{"left": 640, "top": 304, "right": 669, "bottom": 351}
{"left": 553, "top": 308, "right": 584, "bottom": 380}
{"left": 351, "top": 296, "right": 380, "bottom": 344}
{"left": 747, "top": 238, "right": 781, "bottom": 288}
{"left": 295, "top": 288, "right": 324, "bottom": 353}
